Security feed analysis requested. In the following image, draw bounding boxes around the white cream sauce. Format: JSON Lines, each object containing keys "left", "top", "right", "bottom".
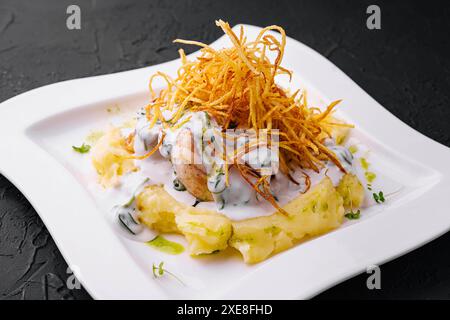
{"left": 109, "top": 107, "right": 368, "bottom": 221}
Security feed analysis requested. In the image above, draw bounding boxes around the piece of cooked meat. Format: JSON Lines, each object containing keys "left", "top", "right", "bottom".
{"left": 171, "top": 128, "right": 213, "bottom": 201}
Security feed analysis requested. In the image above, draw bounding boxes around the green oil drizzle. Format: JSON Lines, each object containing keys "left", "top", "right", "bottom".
{"left": 146, "top": 236, "right": 184, "bottom": 255}
{"left": 365, "top": 171, "right": 377, "bottom": 183}
{"left": 348, "top": 145, "right": 358, "bottom": 154}
{"left": 359, "top": 156, "right": 377, "bottom": 187}
{"left": 360, "top": 157, "right": 370, "bottom": 170}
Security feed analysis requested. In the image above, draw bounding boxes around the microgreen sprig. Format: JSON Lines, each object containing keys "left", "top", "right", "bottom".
{"left": 345, "top": 209, "right": 361, "bottom": 220}
{"left": 345, "top": 187, "right": 361, "bottom": 220}
{"left": 72, "top": 143, "right": 91, "bottom": 154}
{"left": 152, "top": 261, "right": 185, "bottom": 286}
{"left": 373, "top": 191, "right": 385, "bottom": 204}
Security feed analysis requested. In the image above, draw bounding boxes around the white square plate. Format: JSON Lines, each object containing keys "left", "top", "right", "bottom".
{"left": 1, "top": 25, "right": 450, "bottom": 299}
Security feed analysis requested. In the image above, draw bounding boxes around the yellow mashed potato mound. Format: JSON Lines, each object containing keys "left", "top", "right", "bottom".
{"left": 91, "top": 127, "right": 137, "bottom": 188}
{"left": 135, "top": 175, "right": 363, "bottom": 264}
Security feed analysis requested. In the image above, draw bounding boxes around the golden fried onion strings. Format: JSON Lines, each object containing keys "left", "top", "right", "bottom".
{"left": 143, "top": 20, "right": 348, "bottom": 213}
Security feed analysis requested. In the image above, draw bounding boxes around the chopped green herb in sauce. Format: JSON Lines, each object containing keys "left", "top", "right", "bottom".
{"left": 118, "top": 210, "right": 141, "bottom": 235}
{"left": 72, "top": 143, "right": 91, "bottom": 154}
{"left": 173, "top": 178, "right": 186, "bottom": 191}
{"left": 147, "top": 235, "right": 185, "bottom": 255}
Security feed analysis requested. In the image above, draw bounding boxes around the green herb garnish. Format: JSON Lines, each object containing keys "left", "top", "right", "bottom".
{"left": 214, "top": 173, "right": 224, "bottom": 189}
{"left": 373, "top": 191, "right": 385, "bottom": 204}
{"left": 72, "top": 143, "right": 91, "bottom": 153}
{"left": 345, "top": 209, "right": 361, "bottom": 220}
{"left": 152, "top": 261, "right": 185, "bottom": 285}
{"left": 118, "top": 211, "right": 140, "bottom": 235}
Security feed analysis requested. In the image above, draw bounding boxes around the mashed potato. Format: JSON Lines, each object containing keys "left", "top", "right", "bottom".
{"left": 134, "top": 175, "right": 363, "bottom": 264}
{"left": 91, "top": 128, "right": 137, "bottom": 188}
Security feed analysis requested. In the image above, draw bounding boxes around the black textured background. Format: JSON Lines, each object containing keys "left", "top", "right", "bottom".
{"left": 1, "top": 0, "right": 449, "bottom": 300}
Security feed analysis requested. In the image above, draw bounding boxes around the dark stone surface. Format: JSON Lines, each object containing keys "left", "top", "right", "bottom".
{"left": 0, "top": 0, "right": 449, "bottom": 300}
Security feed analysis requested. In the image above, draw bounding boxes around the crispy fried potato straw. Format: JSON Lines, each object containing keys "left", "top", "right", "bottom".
{"left": 128, "top": 133, "right": 166, "bottom": 160}
{"left": 144, "top": 20, "right": 348, "bottom": 212}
